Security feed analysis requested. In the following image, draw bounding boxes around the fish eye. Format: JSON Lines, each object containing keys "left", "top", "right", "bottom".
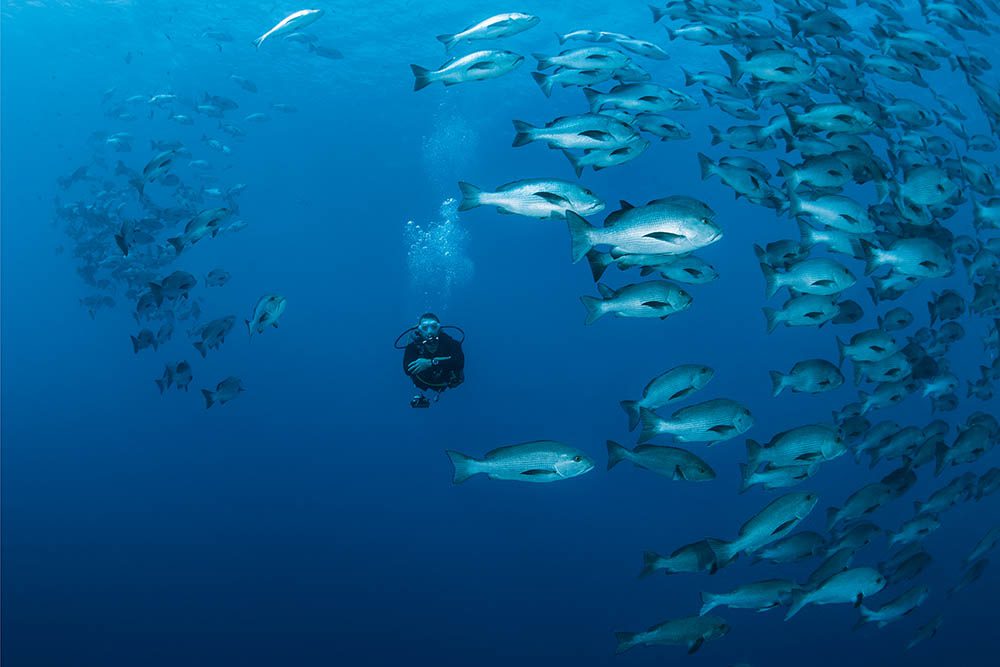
{"left": 573, "top": 455, "right": 582, "bottom": 462}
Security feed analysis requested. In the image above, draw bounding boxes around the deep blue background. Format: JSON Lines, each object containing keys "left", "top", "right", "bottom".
{"left": 2, "top": 1, "right": 998, "bottom": 665}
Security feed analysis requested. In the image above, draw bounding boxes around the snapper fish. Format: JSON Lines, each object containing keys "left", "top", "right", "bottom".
{"left": 708, "top": 492, "right": 819, "bottom": 563}
{"left": 614, "top": 615, "right": 729, "bottom": 655}
{"left": 253, "top": 9, "right": 325, "bottom": 49}
{"left": 567, "top": 201, "right": 722, "bottom": 263}
{"left": 445, "top": 441, "right": 594, "bottom": 484}
{"left": 411, "top": 50, "right": 523, "bottom": 90}
{"left": 435, "top": 13, "right": 539, "bottom": 51}
{"left": 534, "top": 47, "right": 630, "bottom": 71}
{"left": 639, "top": 398, "right": 754, "bottom": 445}
{"left": 456, "top": 179, "right": 604, "bottom": 219}
{"left": 620, "top": 364, "right": 715, "bottom": 430}
{"left": 580, "top": 281, "right": 692, "bottom": 324}
{"left": 785, "top": 568, "right": 886, "bottom": 620}
{"left": 202, "top": 376, "right": 244, "bottom": 409}
{"left": 156, "top": 361, "right": 193, "bottom": 393}
{"left": 605, "top": 440, "right": 715, "bottom": 481}
{"left": 246, "top": 294, "right": 287, "bottom": 337}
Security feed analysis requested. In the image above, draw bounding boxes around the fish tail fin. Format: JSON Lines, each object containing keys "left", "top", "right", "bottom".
{"left": 826, "top": 507, "right": 840, "bottom": 531}
{"left": 561, "top": 149, "right": 584, "bottom": 178}
{"left": 614, "top": 631, "right": 639, "bottom": 654}
{"left": 639, "top": 551, "right": 662, "bottom": 578}
{"left": 533, "top": 53, "right": 553, "bottom": 70}
{"left": 860, "top": 239, "right": 880, "bottom": 276}
{"left": 410, "top": 64, "right": 433, "bottom": 91}
{"left": 201, "top": 389, "right": 215, "bottom": 409}
{"left": 720, "top": 50, "right": 741, "bottom": 84}
{"left": 738, "top": 463, "right": 753, "bottom": 493}
{"left": 762, "top": 307, "right": 779, "bottom": 333}
{"left": 769, "top": 370, "right": 785, "bottom": 397}
{"left": 708, "top": 125, "right": 722, "bottom": 145}
{"left": 580, "top": 295, "right": 605, "bottom": 325}
{"left": 699, "top": 592, "right": 718, "bottom": 616}
{"left": 783, "top": 104, "right": 802, "bottom": 135}
{"left": 785, "top": 591, "right": 809, "bottom": 620}
{"left": 760, "top": 262, "right": 781, "bottom": 299}
{"left": 531, "top": 71, "right": 553, "bottom": 97}
{"left": 934, "top": 441, "right": 949, "bottom": 476}
{"left": 582, "top": 87, "right": 601, "bottom": 112}
{"left": 148, "top": 282, "right": 164, "bottom": 305}
{"left": 193, "top": 341, "right": 207, "bottom": 358}
{"left": 435, "top": 33, "right": 457, "bottom": 51}
{"left": 697, "top": 152, "right": 714, "bottom": 181}
{"left": 554, "top": 31, "right": 567, "bottom": 45}
{"left": 155, "top": 378, "right": 166, "bottom": 394}
{"left": 252, "top": 34, "right": 265, "bottom": 50}
{"left": 511, "top": 120, "right": 536, "bottom": 147}
{"left": 682, "top": 67, "right": 696, "bottom": 87}
{"left": 797, "top": 221, "right": 816, "bottom": 251}
{"left": 130, "top": 335, "right": 139, "bottom": 354}
{"left": 585, "top": 249, "right": 612, "bottom": 282}
{"left": 566, "top": 211, "right": 594, "bottom": 263}
{"left": 167, "top": 236, "right": 184, "bottom": 254}
{"left": 648, "top": 4, "right": 667, "bottom": 23}
{"left": 606, "top": 440, "right": 629, "bottom": 470}
{"left": 787, "top": 14, "right": 802, "bottom": 37}
{"left": 746, "top": 439, "right": 762, "bottom": 468}
{"left": 638, "top": 408, "right": 661, "bottom": 444}
{"left": 620, "top": 400, "right": 641, "bottom": 431}
{"left": 445, "top": 450, "right": 478, "bottom": 484}
{"left": 457, "top": 181, "right": 482, "bottom": 212}
{"left": 704, "top": 538, "right": 733, "bottom": 567}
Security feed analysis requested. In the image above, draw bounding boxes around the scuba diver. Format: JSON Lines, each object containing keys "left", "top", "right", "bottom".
{"left": 395, "top": 313, "right": 465, "bottom": 408}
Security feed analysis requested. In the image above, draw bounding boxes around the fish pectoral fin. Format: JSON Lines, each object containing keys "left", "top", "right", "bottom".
{"left": 812, "top": 279, "right": 835, "bottom": 287}
{"left": 795, "top": 453, "right": 821, "bottom": 461}
{"left": 520, "top": 469, "right": 557, "bottom": 476}
{"left": 468, "top": 61, "right": 496, "bottom": 70}
{"left": 668, "top": 388, "right": 692, "bottom": 401}
{"left": 579, "top": 130, "right": 611, "bottom": 140}
{"left": 708, "top": 424, "right": 736, "bottom": 434}
{"left": 687, "top": 638, "right": 705, "bottom": 655}
{"left": 644, "top": 231, "right": 685, "bottom": 242}
{"left": 533, "top": 191, "right": 570, "bottom": 205}
{"left": 854, "top": 593, "right": 864, "bottom": 608}
{"left": 771, "top": 519, "right": 797, "bottom": 535}
{"left": 674, "top": 465, "right": 687, "bottom": 481}
{"left": 641, "top": 300, "right": 671, "bottom": 308}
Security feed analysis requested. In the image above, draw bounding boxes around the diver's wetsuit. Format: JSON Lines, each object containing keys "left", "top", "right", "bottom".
{"left": 403, "top": 331, "right": 465, "bottom": 392}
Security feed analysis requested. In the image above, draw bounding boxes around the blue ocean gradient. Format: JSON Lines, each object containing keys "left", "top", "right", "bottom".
{"left": 2, "top": 1, "right": 998, "bottom": 665}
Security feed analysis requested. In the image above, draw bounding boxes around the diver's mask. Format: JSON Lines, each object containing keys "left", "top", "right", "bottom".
{"left": 415, "top": 320, "right": 441, "bottom": 347}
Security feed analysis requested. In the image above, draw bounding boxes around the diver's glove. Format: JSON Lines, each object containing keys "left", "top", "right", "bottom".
{"left": 407, "top": 357, "right": 434, "bottom": 374}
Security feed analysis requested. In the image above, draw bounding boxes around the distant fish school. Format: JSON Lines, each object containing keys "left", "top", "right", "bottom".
{"left": 50, "top": 0, "right": 1000, "bottom": 659}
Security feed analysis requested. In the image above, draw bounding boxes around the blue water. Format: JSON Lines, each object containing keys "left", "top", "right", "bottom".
{"left": 2, "top": 1, "right": 998, "bottom": 665}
